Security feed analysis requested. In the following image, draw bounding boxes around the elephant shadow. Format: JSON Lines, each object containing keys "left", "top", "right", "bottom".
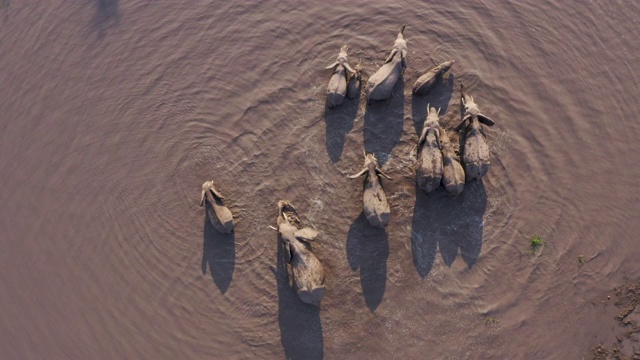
{"left": 363, "top": 77, "right": 405, "bottom": 166}
{"left": 271, "top": 233, "right": 324, "bottom": 360}
{"left": 324, "top": 93, "right": 360, "bottom": 163}
{"left": 411, "top": 180, "right": 487, "bottom": 278}
{"left": 202, "top": 216, "right": 235, "bottom": 294}
{"left": 91, "top": 0, "right": 120, "bottom": 38}
{"left": 346, "top": 213, "right": 389, "bottom": 312}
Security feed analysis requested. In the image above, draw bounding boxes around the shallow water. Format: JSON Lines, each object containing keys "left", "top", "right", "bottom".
{"left": 1, "top": 1, "right": 640, "bottom": 358}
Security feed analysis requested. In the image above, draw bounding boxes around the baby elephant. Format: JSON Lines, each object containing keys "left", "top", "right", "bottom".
{"left": 365, "top": 25, "right": 407, "bottom": 101}
{"left": 438, "top": 127, "right": 465, "bottom": 195}
{"left": 277, "top": 200, "right": 325, "bottom": 306}
{"left": 200, "top": 180, "right": 234, "bottom": 233}
{"left": 349, "top": 153, "right": 392, "bottom": 228}
{"left": 326, "top": 45, "right": 356, "bottom": 108}
{"left": 416, "top": 106, "right": 443, "bottom": 193}
{"left": 456, "top": 83, "right": 496, "bottom": 181}
{"left": 412, "top": 60, "right": 455, "bottom": 95}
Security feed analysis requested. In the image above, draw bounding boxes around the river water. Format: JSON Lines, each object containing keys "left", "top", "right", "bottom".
{"left": 1, "top": 1, "right": 640, "bottom": 358}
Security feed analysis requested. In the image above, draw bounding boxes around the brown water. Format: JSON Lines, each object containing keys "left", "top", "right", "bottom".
{"left": 1, "top": 1, "right": 640, "bottom": 359}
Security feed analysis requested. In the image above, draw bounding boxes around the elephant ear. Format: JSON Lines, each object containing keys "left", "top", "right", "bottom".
{"left": 199, "top": 189, "right": 207, "bottom": 206}
{"left": 210, "top": 187, "right": 225, "bottom": 200}
{"left": 375, "top": 167, "right": 393, "bottom": 180}
{"left": 478, "top": 114, "right": 496, "bottom": 126}
{"left": 202, "top": 188, "right": 219, "bottom": 207}
{"left": 348, "top": 168, "right": 367, "bottom": 179}
{"left": 455, "top": 115, "right": 471, "bottom": 132}
{"left": 344, "top": 62, "right": 356, "bottom": 74}
{"left": 283, "top": 241, "right": 293, "bottom": 263}
{"left": 384, "top": 48, "right": 398, "bottom": 64}
{"left": 435, "top": 127, "right": 442, "bottom": 150}
{"left": 417, "top": 126, "right": 429, "bottom": 150}
{"left": 325, "top": 61, "right": 338, "bottom": 70}
{"left": 295, "top": 227, "right": 319, "bottom": 242}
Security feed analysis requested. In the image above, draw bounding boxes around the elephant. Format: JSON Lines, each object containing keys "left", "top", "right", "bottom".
{"left": 416, "top": 106, "right": 443, "bottom": 193}
{"left": 348, "top": 153, "right": 392, "bottom": 228}
{"left": 456, "top": 83, "right": 496, "bottom": 181}
{"left": 200, "top": 180, "right": 234, "bottom": 233}
{"left": 276, "top": 200, "right": 325, "bottom": 306}
{"left": 365, "top": 26, "right": 407, "bottom": 101}
{"left": 439, "top": 126, "right": 465, "bottom": 195}
{"left": 412, "top": 59, "right": 455, "bottom": 95}
{"left": 326, "top": 45, "right": 356, "bottom": 108}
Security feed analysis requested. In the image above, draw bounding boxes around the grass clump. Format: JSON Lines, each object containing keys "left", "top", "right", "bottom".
{"left": 578, "top": 255, "right": 585, "bottom": 268}
{"left": 530, "top": 234, "right": 544, "bottom": 249}
{"left": 485, "top": 316, "right": 499, "bottom": 326}
{"left": 526, "top": 234, "right": 545, "bottom": 256}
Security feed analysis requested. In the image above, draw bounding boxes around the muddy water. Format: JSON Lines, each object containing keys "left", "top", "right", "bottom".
{"left": 1, "top": 1, "right": 640, "bottom": 358}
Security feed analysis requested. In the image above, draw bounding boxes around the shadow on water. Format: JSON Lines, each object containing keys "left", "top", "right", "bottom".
{"left": 411, "top": 180, "right": 487, "bottom": 278}
{"left": 346, "top": 213, "right": 389, "bottom": 312}
{"left": 411, "top": 73, "right": 455, "bottom": 135}
{"left": 1, "top": 0, "right": 12, "bottom": 10}
{"left": 411, "top": 185, "right": 438, "bottom": 278}
{"left": 271, "top": 235, "right": 323, "bottom": 360}
{"left": 201, "top": 217, "right": 235, "bottom": 294}
{"left": 324, "top": 95, "right": 359, "bottom": 162}
{"left": 92, "top": 0, "right": 120, "bottom": 38}
{"left": 363, "top": 76, "right": 404, "bottom": 166}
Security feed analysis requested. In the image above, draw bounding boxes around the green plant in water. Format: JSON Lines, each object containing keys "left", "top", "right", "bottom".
{"left": 526, "top": 234, "right": 545, "bottom": 256}
{"left": 530, "top": 234, "right": 543, "bottom": 248}
{"left": 485, "top": 316, "right": 499, "bottom": 326}
{"left": 578, "top": 255, "right": 585, "bottom": 268}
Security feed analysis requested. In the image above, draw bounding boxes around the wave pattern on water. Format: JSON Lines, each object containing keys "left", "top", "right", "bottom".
{"left": 1, "top": 0, "right": 640, "bottom": 358}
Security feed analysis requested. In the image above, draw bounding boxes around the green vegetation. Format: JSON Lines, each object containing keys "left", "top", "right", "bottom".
{"left": 485, "top": 316, "right": 499, "bottom": 326}
{"left": 530, "top": 234, "right": 544, "bottom": 249}
{"left": 526, "top": 234, "right": 545, "bottom": 256}
{"left": 578, "top": 255, "right": 585, "bottom": 268}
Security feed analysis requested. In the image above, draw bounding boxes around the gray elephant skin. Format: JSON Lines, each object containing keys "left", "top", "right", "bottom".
{"left": 326, "top": 45, "right": 355, "bottom": 108}
{"left": 412, "top": 60, "right": 455, "bottom": 95}
{"left": 349, "top": 153, "right": 392, "bottom": 228}
{"left": 200, "top": 180, "right": 234, "bottom": 233}
{"left": 276, "top": 200, "right": 325, "bottom": 306}
{"left": 439, "top": 126, "right": 465, "bottom": 195}
{"left": 416, "top": 106, "right": 443, "bottom": 193}
{"left": 456, "top": 83, "right": 496, "bottom": 181}
{"left": 365, "top": 26, "right": 407, "bottom": 101}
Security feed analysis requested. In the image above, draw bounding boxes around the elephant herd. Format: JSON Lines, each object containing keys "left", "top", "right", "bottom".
{"left": 199, "top": 26, "right": 497, "bottom": 307}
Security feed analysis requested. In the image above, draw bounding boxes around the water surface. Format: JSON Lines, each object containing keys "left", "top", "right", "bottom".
{"left": 1, "top": 1, "right": 639, "bottom": 358}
